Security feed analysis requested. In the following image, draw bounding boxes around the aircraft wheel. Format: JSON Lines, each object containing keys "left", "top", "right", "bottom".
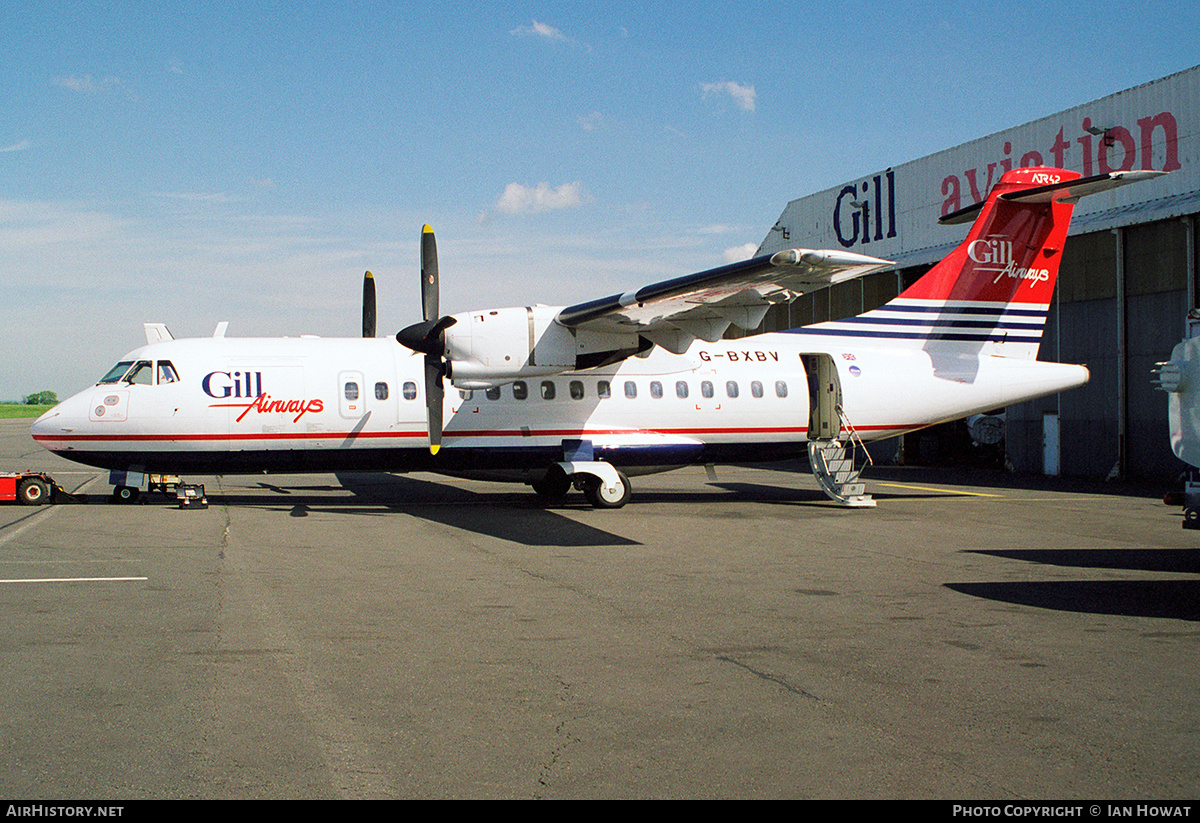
{"left": 1185, "top": 507, "right": 1200, "bottom": 528}
{"left": 17, "top": 477, "right": 49, "bottom": 506}
{"left": 532, "top": 465, "right": 571, "bottom": 500}
{"left": 583, "top": 471, "right": 631, "bottom": 509}
{"left": 111, "top": 485, "right": 139, "bottom": 504}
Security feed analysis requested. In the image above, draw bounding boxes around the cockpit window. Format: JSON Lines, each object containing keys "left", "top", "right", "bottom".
{"left": 158, "top": 361, "right": 179, "bottom": 384}
{"left": 125, "top": 361, "right": 154, "bottom": 385}
{"left": 98, "top": 361, "right": 134, "bottom": 384}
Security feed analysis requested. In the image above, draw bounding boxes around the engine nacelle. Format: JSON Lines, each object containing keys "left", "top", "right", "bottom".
{"left": 443, "top": 305, "right": 645, "bottom": 389}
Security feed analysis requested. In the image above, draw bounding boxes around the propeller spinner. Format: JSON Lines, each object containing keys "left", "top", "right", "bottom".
{"left": 396, "top": 225, "right": 457, "bottom": 455}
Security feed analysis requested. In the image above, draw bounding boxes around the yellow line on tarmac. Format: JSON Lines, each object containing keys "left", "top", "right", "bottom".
{"left": 878, "top": 482, "right": 1003, "bottom": 498}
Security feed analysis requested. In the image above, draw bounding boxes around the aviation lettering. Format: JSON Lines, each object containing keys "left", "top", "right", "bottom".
{"left": 941, "top": 111, "right": 1181, "bottom": 215}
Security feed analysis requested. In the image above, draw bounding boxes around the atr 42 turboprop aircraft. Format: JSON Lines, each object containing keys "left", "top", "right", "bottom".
{"left": 32, "top": 167, "right": 1163, "bottom": 508}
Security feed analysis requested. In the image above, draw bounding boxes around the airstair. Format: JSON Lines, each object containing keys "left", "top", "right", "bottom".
{"left": 802, "top": 350, "right": 875, "bottom": 507}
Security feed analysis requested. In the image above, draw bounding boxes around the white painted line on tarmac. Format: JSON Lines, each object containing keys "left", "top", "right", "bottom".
{"left": 0, "top": 576, "right": 148, "bottom": 584}
{"left": 0, "top": 474, "right": 101, "bottom": 547}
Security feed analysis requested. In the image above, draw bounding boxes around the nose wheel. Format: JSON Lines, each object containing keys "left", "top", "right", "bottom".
{"left": 111, "top": 485, "right": 140, "bottom": 504}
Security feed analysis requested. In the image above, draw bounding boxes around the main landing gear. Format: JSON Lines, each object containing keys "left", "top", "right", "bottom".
{"left": 531, "top": 461, "right": 631, "bottom": 509}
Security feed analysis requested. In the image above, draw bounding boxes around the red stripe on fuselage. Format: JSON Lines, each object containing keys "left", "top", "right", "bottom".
{"left": 32, "top": 423, "right": 914, "bottom": 445}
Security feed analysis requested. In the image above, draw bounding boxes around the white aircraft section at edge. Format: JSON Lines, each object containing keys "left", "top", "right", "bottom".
{"left": 31, "top": 167, "right": 1165, "bottom": 508}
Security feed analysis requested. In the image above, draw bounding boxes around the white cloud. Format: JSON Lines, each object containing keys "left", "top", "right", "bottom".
{"left": 578, "top": 111, "right": 604, "bottom": 131}
{"left": 511, "top": 19, "right": 567, "bottom": 42}
{"left": 701, "top": 81, "right": 757, "bottom": 112}
{"left": 150, "top": 191, "right": 237, "bottom": 204}
{"left": 510, "top": 19, "right": 589, "bottom": 50}
{"left": 0, "top": 140, "right": 30, "bottom": 153}
{"left": 53, "top": 74, "right": 119, "bottom": 94}
{"left": 723, "top": 243, "right": 759, "bottom": 263}
{"left": 495, "top": 182, "right": 585, "bottom": 215}
{"left": 53, "top": 74, "right": 136, "bottom": 101}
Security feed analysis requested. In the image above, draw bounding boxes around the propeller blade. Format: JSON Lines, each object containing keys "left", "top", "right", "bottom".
{"left": 362, "top": 271, "right": 376, "bottom": 338}
{"left": 421, "top": 225, "right": 439, "bottom": 322}
{"left": 424, "top": 356, "right": 444, "bottom": 455}
{"left": 400, "top": 224, "right": 452, "bottom": 455}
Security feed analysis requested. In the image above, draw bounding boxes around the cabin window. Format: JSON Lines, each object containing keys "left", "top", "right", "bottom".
{"left": 512, "top": 381, "right": 528, "bottom": 400}
{"left": 726, "top": 381, "right": 739, "bottom": 398}
{"left": 404, "top": 382, "right": 419, "bottom": 400}
{"left": 486, "top": 387, "right": 501, "bottom": 401}
{"left": 775, "top": 380, "right": 788, "bottom": 398}
{"left": 541, "top": 381, "right": 556, "bottom": 400}
{"left": 598, "top": 381, "right": 611, "bottom": 399}
{"left": 701, "top": 381, "right": 714, "bottom": 399}
{"left": 751, "top": 380, "right": 764, "bottom": 398}
{"left": 650, "top": 381, "right": 663, "bottom": 399}
{"left": 375, "top": 382, "right": 389, "bottom": 400}
{"left": 98, "top": 361, "right": 134, "bottom": 384}
{"left": 344, "top": 381, "right": 359, "bottom": 401}
{"left": 569, "top": 380, "right": 584, "bottom": 400}
{"left": 676, "top": 381, "right": 689, "bottom": 399}
{"left": 624, "top": 381, "right": 637, "bottom": 399}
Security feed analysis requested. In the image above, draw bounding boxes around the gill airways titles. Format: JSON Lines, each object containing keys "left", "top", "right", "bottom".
{"left": 201, "top": 370, "right": 324, "bottom": 423}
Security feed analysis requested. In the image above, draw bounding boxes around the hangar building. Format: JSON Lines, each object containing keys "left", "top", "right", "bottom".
{"left": 753, "top": 65, "right": 1200, "bottom": 481}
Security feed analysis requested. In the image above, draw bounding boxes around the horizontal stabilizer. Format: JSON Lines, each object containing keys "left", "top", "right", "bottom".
{"left": 939, "top": 170, "right": 1167, "bottom": 225}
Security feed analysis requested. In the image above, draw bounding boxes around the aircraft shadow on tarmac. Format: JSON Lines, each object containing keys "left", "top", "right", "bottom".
{"left": 950, "top": 548, "right": 1200, "bottom": 621}
{"left": 238, "top": 472, "right": 644, "bottom": 548}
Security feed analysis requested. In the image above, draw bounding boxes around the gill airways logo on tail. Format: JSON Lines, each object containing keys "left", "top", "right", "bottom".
{"left": 967, "top": 236, "right": 1050, "bottom": 288}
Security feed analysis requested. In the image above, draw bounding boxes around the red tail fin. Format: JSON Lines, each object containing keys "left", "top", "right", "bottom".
{"left": 792, "top": 167, "right": 1162, "bottom": 359}
{"left": 900, "top": 167, "right": 1081, "bottom": 308}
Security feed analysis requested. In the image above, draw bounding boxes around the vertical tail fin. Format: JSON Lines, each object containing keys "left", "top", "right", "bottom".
{"left": 800, "top": 167, "right": 1163, "bottom": 359}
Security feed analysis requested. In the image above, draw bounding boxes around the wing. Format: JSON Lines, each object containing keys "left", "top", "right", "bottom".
{"left": 556, "top": 248, "right": 893, "bottom": 353}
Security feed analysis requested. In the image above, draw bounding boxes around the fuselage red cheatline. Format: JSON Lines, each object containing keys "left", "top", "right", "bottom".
{"left": 31, "top": 168, "right": 1164, "bottom": 508}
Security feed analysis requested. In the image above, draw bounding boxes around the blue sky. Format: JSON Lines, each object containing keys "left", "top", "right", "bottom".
{"left": 3, "top": 1, "right": 1198, "bottom": 399}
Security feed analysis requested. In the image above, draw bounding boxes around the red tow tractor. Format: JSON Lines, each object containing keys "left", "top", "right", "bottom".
{"left": 0, "top": 471, "right": 58, "bottom": 506}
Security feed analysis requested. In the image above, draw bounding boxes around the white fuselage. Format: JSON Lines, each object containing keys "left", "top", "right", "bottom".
{"left": 31, "top": 329, "right": 1088, "bottom": 481}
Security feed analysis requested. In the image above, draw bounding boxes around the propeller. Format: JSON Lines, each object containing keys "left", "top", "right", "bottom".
{"left": 396, "top": 225, "right": 457, "bottom": 455}
{"left": 362, "top": 271, "right": 376, "bottom": 338}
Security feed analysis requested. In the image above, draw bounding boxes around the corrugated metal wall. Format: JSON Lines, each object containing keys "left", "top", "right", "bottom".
{"left": 749, "top": 66, "right": 1200, "bottom": 481}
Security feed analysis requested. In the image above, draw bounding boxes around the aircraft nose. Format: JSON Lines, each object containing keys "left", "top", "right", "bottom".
{"left": 31, "top": 404, "right": 64, "bottom": 441}
{"left": 30, "top": 393, "right": 84, "bottom": 448}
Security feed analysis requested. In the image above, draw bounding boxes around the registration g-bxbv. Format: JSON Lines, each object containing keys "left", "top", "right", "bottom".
{"left": 6, "top": 808, "right": 123, "bottom": 818}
